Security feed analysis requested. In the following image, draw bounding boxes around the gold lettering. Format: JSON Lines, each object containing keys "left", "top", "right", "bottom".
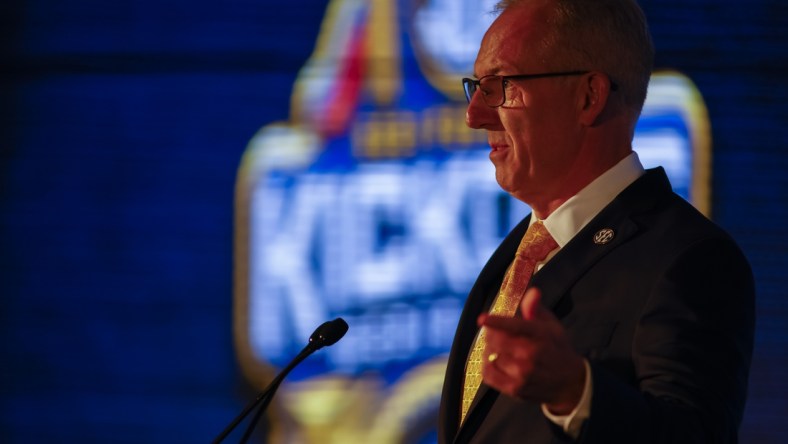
{"left": 351, "top": 105, "right": 486, "bottom": 159}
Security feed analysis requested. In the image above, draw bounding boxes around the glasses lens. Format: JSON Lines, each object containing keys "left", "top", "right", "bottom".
{"left": 479, "top": 76, "right": 503, "bottom": 107}
{"left": 462, "top": 78, "right": 476, "bottom": 103}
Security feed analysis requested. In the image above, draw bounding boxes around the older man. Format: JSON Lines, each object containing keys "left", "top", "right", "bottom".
{"left": 438, "top": 0, "right": 754, "bottom": 443}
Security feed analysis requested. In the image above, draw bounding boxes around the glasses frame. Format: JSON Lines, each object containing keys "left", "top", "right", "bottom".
{"left": 462, "top": 71, "right": 618, "bottom": 107}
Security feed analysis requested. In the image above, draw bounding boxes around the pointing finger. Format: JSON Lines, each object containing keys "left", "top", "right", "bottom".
{"left": 478, "top": 312, "right": 541, "bottom": 338}
{"left": 520, "top": 287, "right": 542, "bottom": 320}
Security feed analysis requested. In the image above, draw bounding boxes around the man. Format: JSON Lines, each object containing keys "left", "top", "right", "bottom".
{"left": 438, "top": 0, "right": 755, "bottom": 443}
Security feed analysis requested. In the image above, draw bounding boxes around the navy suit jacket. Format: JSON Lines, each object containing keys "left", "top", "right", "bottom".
{"left": 438, "top": 168, "right": 755, "bottom": 444}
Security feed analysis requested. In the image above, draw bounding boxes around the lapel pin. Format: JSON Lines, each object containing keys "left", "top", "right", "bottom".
{"left": 593, "top": 228, "right": 615, "bottom": 245}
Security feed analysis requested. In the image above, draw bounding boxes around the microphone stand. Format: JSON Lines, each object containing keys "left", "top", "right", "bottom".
{"left": 211, "top": 318, "right": 348, "bottom": 444}
{"left": 211, "top": 345, "right": 315, "bottom": 444}
{"left": 237, "top": 345, "right": 313, "bottom": 443}
{"left": 237, "top": 382, "right": 279, "bottom": 444}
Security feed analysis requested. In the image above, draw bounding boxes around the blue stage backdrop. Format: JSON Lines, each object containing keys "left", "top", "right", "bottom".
{"left": 1, "top": 0, "right": 786, "bottom": 443}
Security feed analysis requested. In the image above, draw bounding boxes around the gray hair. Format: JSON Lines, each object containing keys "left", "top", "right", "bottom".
{"left": 496, "top": 0, "right": 654, "bottom": 116}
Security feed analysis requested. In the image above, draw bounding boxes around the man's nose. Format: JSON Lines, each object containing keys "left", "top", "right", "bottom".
{"left": 465, "top": 93, "right": 502, "bottom": 130}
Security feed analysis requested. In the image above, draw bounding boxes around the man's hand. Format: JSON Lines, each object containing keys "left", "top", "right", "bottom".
{"left": 479, "top": 287, "right": 586, "bottom": 415}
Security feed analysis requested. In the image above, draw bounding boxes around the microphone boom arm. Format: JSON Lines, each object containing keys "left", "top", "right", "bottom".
{"left": 211, "top": 318, "right": 348, "bottom": 444}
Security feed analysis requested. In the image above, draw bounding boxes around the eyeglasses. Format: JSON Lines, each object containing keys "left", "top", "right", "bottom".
{"left": 462, "top": 71, "right": 617, "bottom": 107}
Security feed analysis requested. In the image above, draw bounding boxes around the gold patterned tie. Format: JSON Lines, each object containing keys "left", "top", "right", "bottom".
{"left": 460, "top": 220, "right": 558, "bottom": 424}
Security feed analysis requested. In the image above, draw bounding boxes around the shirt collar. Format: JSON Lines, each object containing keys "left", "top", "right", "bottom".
{"left": 535, "top": 152, "right": 645, "bottom": 247}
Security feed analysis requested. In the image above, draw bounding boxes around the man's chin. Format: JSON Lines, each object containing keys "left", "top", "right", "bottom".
{"left": 494, "top": 172, "right": 517, "bottom": 196}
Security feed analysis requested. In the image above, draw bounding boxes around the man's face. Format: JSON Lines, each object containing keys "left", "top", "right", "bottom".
{"left": 466, "top": 3, "right": 584, "bottom": 208}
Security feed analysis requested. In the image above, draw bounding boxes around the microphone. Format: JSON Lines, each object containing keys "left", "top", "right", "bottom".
{"left": 211, "top": 318, "right": 349, "bottom": 444}
{"left": 309, "top": 318, "right": 349, "bottom": 349}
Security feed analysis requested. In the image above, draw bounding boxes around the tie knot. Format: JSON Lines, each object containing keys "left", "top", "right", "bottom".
{"left": 517, "top": 220, "right": 558, "bottom": 263}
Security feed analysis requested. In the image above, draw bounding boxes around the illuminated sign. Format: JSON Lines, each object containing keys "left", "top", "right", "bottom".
{"left": 234, "top": 0, "right": 711, "bottom": 442}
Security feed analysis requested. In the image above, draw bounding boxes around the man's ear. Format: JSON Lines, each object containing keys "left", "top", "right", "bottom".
{"left": 577, "top": 72, "right": 614, "bottom": 126}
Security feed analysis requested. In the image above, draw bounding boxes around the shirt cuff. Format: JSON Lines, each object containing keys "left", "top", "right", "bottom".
{"left": 541, "top": 359, "right": 592, "bottom": 439}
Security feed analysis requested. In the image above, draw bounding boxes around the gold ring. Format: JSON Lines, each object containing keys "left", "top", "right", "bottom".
{"left": 487, "top": 352, "right": 499, "bottom": 363}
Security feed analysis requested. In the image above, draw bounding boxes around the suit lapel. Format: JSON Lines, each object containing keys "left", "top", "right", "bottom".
{"left": 532, "top": 168, "right": 669, "bottom": 310}
{"left": 531, "top": 207, "right": 640, "bottom": 310}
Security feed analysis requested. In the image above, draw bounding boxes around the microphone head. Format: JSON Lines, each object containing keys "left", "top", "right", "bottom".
{"left": 308, "top": 318, "right": 349, "bottom": 349}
